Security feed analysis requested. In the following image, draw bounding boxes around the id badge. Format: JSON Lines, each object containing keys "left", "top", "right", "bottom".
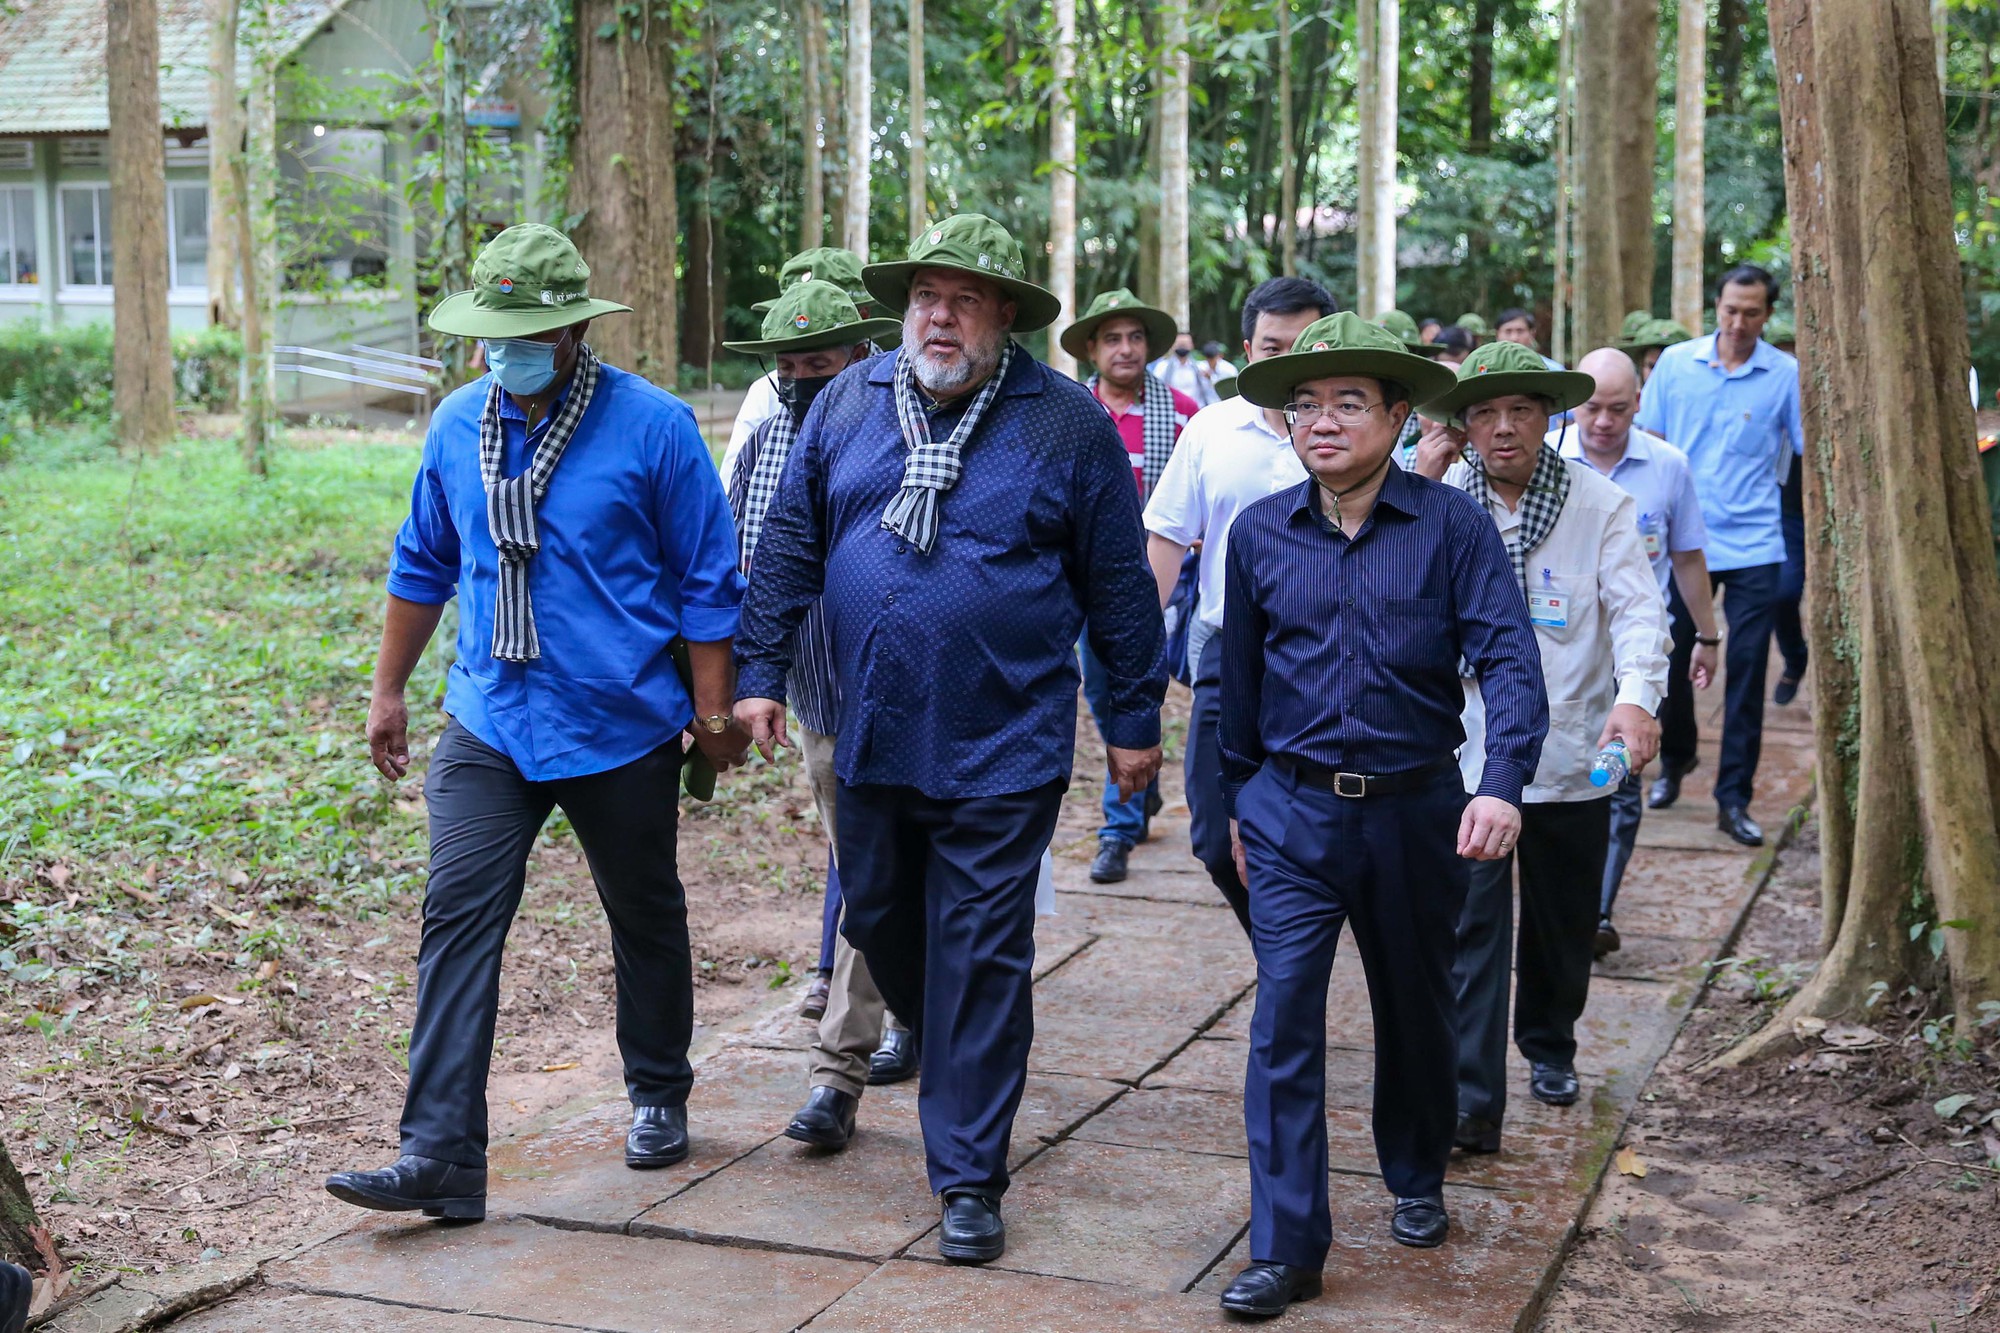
{"left": 1641, "top": 522, "right": 1663, "bottom": 559}
{"left": 1527, "top": 590, "right": 1568, "bottom": 628}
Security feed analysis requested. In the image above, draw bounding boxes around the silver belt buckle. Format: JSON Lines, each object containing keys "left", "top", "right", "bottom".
{"left": 1333, "top": 771, "right": 1368, "bottom": 799}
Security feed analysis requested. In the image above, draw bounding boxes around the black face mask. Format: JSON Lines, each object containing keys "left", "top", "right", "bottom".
{"left": 1174, "top": 347, "right": 1191, "bottom": 358}
{"left": 777, "top": 373, "right": 839, "bottom": 424}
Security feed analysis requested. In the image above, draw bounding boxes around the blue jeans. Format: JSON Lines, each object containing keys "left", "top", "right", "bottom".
{"left": 1079, "top": 632, "right": 1154, "bottom": 847}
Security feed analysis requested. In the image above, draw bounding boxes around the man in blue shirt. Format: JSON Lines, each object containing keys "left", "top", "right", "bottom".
{"left": 1211, "top": 314, "right": 1547, "bottom": 1319}
{"left": 733, "top": 215, "right": 1166, "bottom": 1267}
{"left": 1635, "top": 265, "right": 1804, "bottom": 846}
{"left": 324, "top": 225, "right": 749, "bottom": 1223}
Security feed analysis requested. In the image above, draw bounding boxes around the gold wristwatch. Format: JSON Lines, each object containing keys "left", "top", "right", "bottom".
{"left": 698, "top": 713, "right": 732, "bottom": 734}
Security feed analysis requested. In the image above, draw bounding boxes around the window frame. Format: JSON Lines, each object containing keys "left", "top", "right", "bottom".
{"left": 166, "top": 180, "right": 209, "bottom": 296}
{"left": 56, "top": 180, "right": 112, "bottom": 294}
{"left": 0, "top": 182, "right": 38, "bottom": 295}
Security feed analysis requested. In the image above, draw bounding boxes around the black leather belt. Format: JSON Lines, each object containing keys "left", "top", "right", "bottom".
{"left": 1276, "top": 756, "right": 1457, "bottom": 798}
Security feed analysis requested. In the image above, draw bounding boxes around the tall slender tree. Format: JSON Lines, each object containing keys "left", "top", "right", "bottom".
{"left": 1574, "top": 0, "right": 1624, "bottom": 350}
{"left": 432, "top": 0, "right": 470, "bottom": 382}
{"left": 236, "top": 0, "right": 277, "bottom": 475}
{"left": 108, "top": 0, "right": 176, "bottom": 453}
{"left": 1729, "top": 0, "right": 2000, "bottom": 1060}
{"left": 1159, "top": 0, "right": 1190, "bottom": 327}
{"left": 204, "top": 0, "right": 242, "bottom": 330}
{"left": 1355, "top": 0, "right": 1398, "bottom": 315}
{"left": 801, "top": 0, "right": 826, "bottom": 249}
{"left": 1048, "top": 0, "right": 1078, "bottom": 375}
{"left": 1277, "top": 0, "right": 1297, "bottom": 272}
{"left": 1672, "top": 0, "right": 1707, "bottom": 332}
{"left": 1613, "top": 0, "right": 1660, "bottom": 316}
{"left": 844, "top": 0, "right": 872, "bottom": 257}
{"left": 1554, "top": 0, "right": 1575, "bottom": 363}
{"left": 908, "top": 0, "right": 925, "bottom": 236}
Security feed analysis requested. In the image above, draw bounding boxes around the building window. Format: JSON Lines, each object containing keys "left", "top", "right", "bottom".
{"left": 169, "top": 183, "right": 208, "bottom": 291}
{"left": 60, "top": 185, "right": 111, "bottom": 287}
{"left": 0, "top": 186, "right": 35, "bottom": 286}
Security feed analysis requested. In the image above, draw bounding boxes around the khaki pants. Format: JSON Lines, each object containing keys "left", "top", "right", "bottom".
{"left": 799, "top": 727, "right": 904, "bottom": 1097}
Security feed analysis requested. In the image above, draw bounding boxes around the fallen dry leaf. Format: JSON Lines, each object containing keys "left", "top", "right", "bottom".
{"left": 1791, "top": 1015, "right": 1827, "bottom": 1042}
{"left": 539, "top": 1061, "right": 580, "bottom": 1073}
{"left": 1821, "top": 1022, "right": 1884, "bottom": 1048}
{"left": 1615, "top": 1145, "right": 1648, "bottom": 1178}
{"left": 178, "top": 993, "right": 244, "bottom": 1011}
{"left": 255, "top": 960, "right": 279, "bottom": 982}
{"left": 42, "top": 863, "right": 72, "bottom": 890}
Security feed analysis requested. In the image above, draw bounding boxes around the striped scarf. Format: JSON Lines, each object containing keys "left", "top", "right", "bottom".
{"left": 1087, "top": 370, "right": 1179, "bottom": 500}
{"left": 479, "top": 345, "right": 600, "bottom": 662}
{"left": 1461, "top": 435, "right": 1571, "bottom": 600}
{"left": 732, "top": 406, "right": 796, "bottom": 570}
{"left": 881, "top": 342, "right": 1016, "bottom": 554}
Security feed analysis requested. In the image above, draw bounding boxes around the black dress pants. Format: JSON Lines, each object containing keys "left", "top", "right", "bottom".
{"left": 1453, "top": 797, "right": 1611, "bottom": 1126}
{"left": 401, "top": 718, "right": 694, "bottom": 1166}
{"left": 1658, "top": 562, "right": 1781, "bottom": 809}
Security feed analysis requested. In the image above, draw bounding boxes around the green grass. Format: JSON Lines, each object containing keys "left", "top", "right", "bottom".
{"left": 0, "top": 432, "right": 452, "bottom": 984}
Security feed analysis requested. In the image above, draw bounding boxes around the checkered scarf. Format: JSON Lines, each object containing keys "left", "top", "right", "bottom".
{"left": 882, "top": 342, "right": 1016, "bottom": 554}
{"left": 479, "top": 344, "right": 601, "bottom": 662}
{"left": 1087, "top": 370, "right": 1179, "bottom": 500}
{"left": 1461, "top": 434, "right": 1571, "bottom": 599}
{"left": 731, "top": 406, "right": 796, "bottom": 570}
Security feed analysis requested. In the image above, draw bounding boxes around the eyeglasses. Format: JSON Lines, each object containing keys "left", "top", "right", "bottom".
{"left": 1283, "top": 401, "right": 1387, "bottom": 427}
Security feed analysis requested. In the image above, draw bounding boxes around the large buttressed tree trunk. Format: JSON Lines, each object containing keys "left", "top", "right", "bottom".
{"left": 572, "top": 0, "right": 680, "bottom": 386}
{"left": 108, "top": 0, "right": 176, "bottom": 453}
{"left": 204, "top": 0, "right": 242, "bottom": 329}
{"left": 1728, "top": 0, "right": 2000, "bottom": 1062}
{"left": 1158, "top": 0, "right": 1190, "bottom": 328}
{"left": 1047, "top": 0, "right": 1077, "bottom": 375}
{"left": 1, "top": 1137, "right": 38, "bottom": 1269}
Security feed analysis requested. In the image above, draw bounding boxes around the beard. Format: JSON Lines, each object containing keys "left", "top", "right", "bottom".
{"left": 907, "top": 313, "right": 1007, "bottom": 396}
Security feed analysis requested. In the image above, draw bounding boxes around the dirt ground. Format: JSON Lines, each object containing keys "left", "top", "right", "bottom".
{"left": 1539, "top": 822, "right": 2000, "bottom": 1332}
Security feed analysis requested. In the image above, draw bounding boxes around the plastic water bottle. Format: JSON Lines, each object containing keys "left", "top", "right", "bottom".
{"left": 1589, "top": 740, "right": 1630, "bottom": 789}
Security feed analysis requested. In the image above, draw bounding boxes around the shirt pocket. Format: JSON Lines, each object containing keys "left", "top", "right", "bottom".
{"left": 1381, "top": 596, "right": 1453, "bottom": 672}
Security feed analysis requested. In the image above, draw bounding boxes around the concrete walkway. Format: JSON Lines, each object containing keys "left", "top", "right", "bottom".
{"left": 146, "top": 690, "right": 1814, "bottom": 1333}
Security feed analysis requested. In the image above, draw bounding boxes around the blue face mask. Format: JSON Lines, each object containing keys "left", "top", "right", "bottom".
{"left": 485, "top": 333, "right": 566, "bottom": 396}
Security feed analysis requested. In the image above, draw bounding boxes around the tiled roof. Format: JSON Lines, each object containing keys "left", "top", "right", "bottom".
{"left": 0, "top": 0, "right": 338, "bottom": 135}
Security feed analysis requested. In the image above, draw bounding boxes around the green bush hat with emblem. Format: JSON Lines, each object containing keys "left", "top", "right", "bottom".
{"left": 1058, "top": 288, "right": 1179, "bottom": 361}
{"left": 428, "top": 223, "right": 632, "bottom": 339}
{"left": 1619, "top": 317, "right": 1696, "bottom": 351}
{"left": 751, "top": 247, "right": 870, "bottom": 314}
{"left": 723, "top": 280, "right": 903, "bottom": 355}
{"left": 1234, "top": 311, "right": 1459, "bottom": 411}
{"left": 863, "top": 213, "right": 1064, "bottom": 332}
{"left": 1415, "top": 338, "right": 1599, "bottom": 424}
{"left": 1455, "top": 312, "right": 1491, "bottom": 339}
{"left": 1373, "top": 309, "right": 1449, "bottom": 357}
{"left": 1619, "top": 308, "right": 1656, "bottom": 343}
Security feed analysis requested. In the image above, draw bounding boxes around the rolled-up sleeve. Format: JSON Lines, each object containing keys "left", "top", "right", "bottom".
{"left": 1449, "top": 501, "right": 1548, "bottom": 806}
{"left": 1075, "top": 415, "right": 1167, "bottom": 749}
{"left": 655, "top": 410, "right": 746, "bottom": 643}
{"left": 387, "top": 428, "right": 460, "bottom": 605}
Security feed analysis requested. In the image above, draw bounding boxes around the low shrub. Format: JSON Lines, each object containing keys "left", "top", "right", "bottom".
{"left": 0, "top": 321, "right": 245, "bottom": 425}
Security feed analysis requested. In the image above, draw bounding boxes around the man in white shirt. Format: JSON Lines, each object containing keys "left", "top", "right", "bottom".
{"left": 1150, "top": 330, "right": 1221, "bottom": 408}
{"left": 721, "top": 247, "right": 877, "bottom": 482}
{"left": 1200, "top": 340, "right": 1238, "bottom": 390}
{"left": 1413, "top": 340, "right": 1669, "bottom": 1153}
{"left": 1143, "top": 276, "right": 1336, "bottom": 931}
{"left": 1563, "top": 348, "right": 1720, "bottom": 960}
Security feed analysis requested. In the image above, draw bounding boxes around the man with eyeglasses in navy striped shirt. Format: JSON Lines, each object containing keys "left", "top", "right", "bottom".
{"left": 1212, "top": 313, "right": 1547, "bottom": 1319}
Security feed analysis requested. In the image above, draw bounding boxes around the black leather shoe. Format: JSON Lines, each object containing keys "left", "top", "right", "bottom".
{"left": 1391, "top": 1194, "right": 1449, "bottom": 1248}
{"left": 938, "top": 1190, "right": 1005, "bottom": 1264}
{"left": 1218, "top": 1261, "right": 1322, "bottom": 1318}
{"left": 1454, "top": 1114, "right": 1501, "bottom": 1154}
{"left": 800, "top": 971, "right": 831, "bottom": 1022}
{"left": 325, "top": 1154, "right": 486, "bottom": 1221}
{"left": 1089, "top": 836, "right": 1132, "bottom": 883}
{"left": 626, "top": 1105, "right": 689, "bottom": 1168}
{"left": 1773, "top": 672, "right": 1802, "bottom": 706}
{"left": 1530, "top": 1062, "right": 1580, "bottom": 1106}
{"left": 868, "top": 1027, "right": 920, "bottom": 1085}
{"left": 1717, "top": 805, "right": 1764, "bottom": 847}
{"left": 784, "top": 1085, "right": 858, "bottom": 1150}
{"left": 1, "top": 1260, "right": 31, "bottom": 1333}
{"left": 1647, "top": 770, "right": 1682, "bottom": 809}
{"left": 1593, "top": 918, "right": 1622, "bottom": 959}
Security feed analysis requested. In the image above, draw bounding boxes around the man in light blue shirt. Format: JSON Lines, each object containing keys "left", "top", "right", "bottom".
{"left": 327, "top": 225, "right": 750, "bottom": 1224}
{"left": 1633, "top": 265, "right": 1802, "bottom": 848}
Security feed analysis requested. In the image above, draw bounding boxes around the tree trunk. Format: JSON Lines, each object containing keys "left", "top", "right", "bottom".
{"left": 1728, "top": 0, "right": 2000, "bottom": 1063}
{"left": 1613, "top": 0, "right": 1660, "bottom": 318}
{"left": 0, "top": 1137, "right": 37, "bottom": 1270}
{"left": 907, "top": 0, "right": 925, "bottom": 236}
{"left": 204, "top": 0, "right": 241, "bottom": 330}
{"left": 843, "top": 0, "right": 871, "bottom": 257}
{"left": 433, "top": 0, "right": 470, "bottom": 383}
{"left": 1553, "top": 0, "right": 1574, "bottom": 365}
{"left": 1277, "top": 0, "right": 1297, "bottom": 272}
{"left": 801, "top": 0, "right": 824, "bottom": 248}
{"left": 235, "top": 0, "right": 276, "bottom": 475}
{"left": 685, "top": 196, "right": 715, "bottom": 376}
{"left": 1355, "top": 0, "right": 1398, "bottom": 317}
{"left": 108, "top": 0, "right": 176, "bottom": 454}
{"left": 571, "top": 0, "right": 680, "bottom": 386}
{"left": 1048, "top": 0, "right": 1078, "bottom": 375}
{"left": 1671, "top": 0, "right": 1707, "bottom": 332}
{"left": 1573, "top": 0, "right": 1623, "bottom": 351}
{"left": 1714, "top": 0, "right": 1746, "bottom": 113}
{"left": 1933, "top": 0, "right": 1948, "bottom": 92}
{"left": 1158, "top": 0, "right": 1190, "bottom": 328}
{"left": 1468, "top": 0, "right": 1497, "bottom": 152}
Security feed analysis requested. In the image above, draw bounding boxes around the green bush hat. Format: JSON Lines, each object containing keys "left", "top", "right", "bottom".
{"left": 1373, "top": 309, "right": 1449, "bottom": 357}
{"left": 1058, "top": 288, "right": 1179, "bottom": 361}
{"left": 1235, "top": 311, "right": 1459, "bottom": 411}
{"left": 751, "top": 247, "right": 870, "bottom": 314}
{"left": 863, "top": 213, "right": 1063, "bottom": 332}
{"left": 1455, "top": 312, "right": 1491, "bottom": 338}
{"left": 1619, "top": 317, "right": 1696, "bottom": 351}
{"left": 428, "top": 223, "right": 633, "bottom": 339}
{"left": 1619, "top": 308, "right": 1656, "bottom": 343}
{"left": 1415, "top": 338, "right": 1599, "bottom": 424}
{"left": 723, "top": 280, "right": 902, "bottom": 356}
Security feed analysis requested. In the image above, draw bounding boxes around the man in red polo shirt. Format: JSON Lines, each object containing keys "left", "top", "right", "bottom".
{"left": 1059, "top": 289, "right": 1197, "bottom": 883}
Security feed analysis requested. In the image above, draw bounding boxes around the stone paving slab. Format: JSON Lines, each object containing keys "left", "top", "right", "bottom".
{"left": 801, "top": 1260, "right": 1302, "bottom": 1333}
{"left": 169, "top": 1290, "right": 567, "bottom": 1332}
{"left": 269, "top": 1216, "right": 871, "bottom": 1333}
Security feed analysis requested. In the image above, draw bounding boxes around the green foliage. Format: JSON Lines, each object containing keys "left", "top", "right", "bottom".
{"left": 0, "top": 435, "right": 449, "bottom": 936}
{"left": 0, "top": 325, "right": 247, "bottom": 432}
